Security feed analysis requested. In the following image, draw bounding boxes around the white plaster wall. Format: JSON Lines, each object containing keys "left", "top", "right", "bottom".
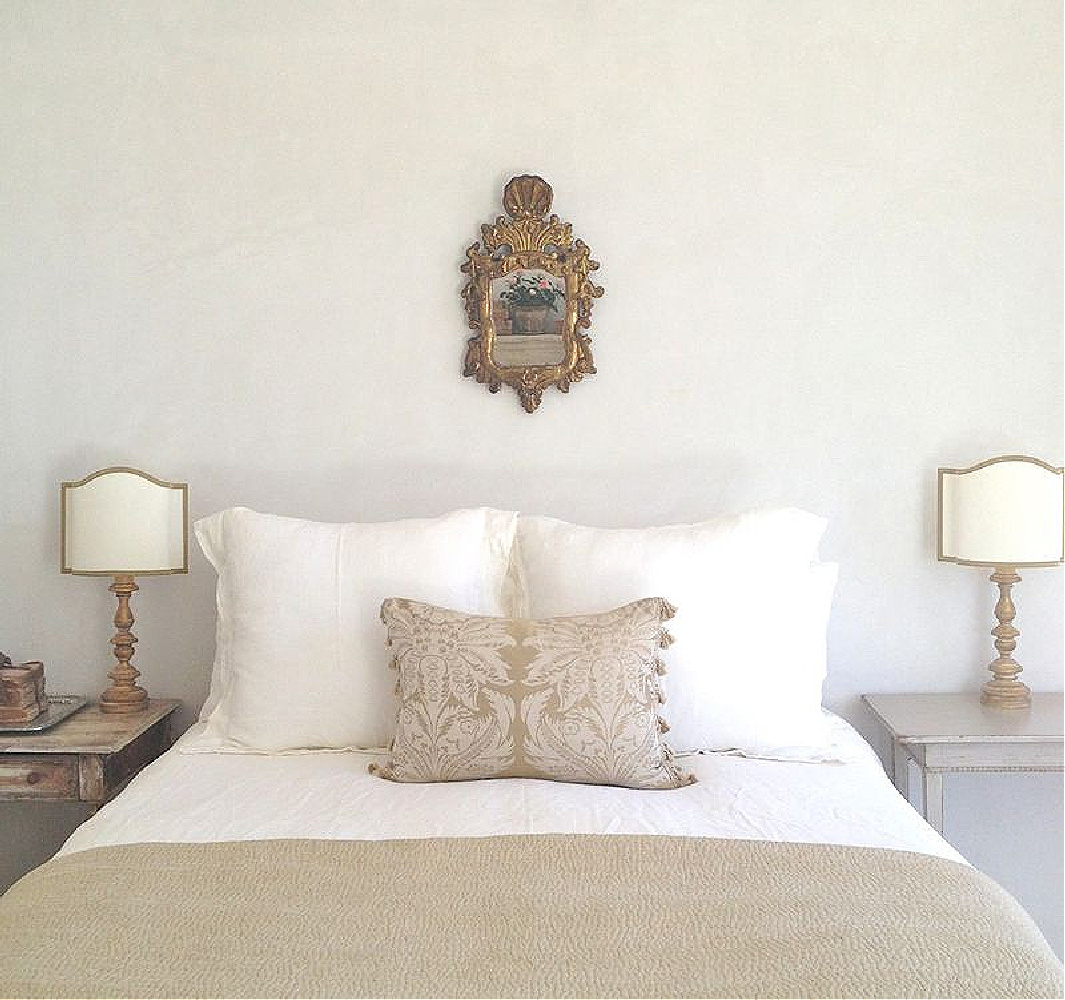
{"left": 1, "top": 0, "right": 1062, "bottom": 955}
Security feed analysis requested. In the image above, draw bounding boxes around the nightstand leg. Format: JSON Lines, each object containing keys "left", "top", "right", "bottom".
{"left": 922, "top": 770, "right": 945, "bottom": 834}
{"left": 891, "top": 740, "right": 910, "bottom": 801}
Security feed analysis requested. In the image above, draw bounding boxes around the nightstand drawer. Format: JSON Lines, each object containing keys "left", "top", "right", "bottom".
{"left": 919, "top": 740, "right": 1065, "bottom": 771}
{"left": 0, "top": 756, "right": 78, "bottom": 799}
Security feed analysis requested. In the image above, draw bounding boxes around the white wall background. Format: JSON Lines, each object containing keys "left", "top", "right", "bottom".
{"left": 2, "top": 0, "right": 1062, "bottom": 955}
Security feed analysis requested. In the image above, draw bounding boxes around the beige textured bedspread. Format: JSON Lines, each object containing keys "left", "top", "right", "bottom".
{"left": 0, "top": 835, "right": 1060, "bottom": 999}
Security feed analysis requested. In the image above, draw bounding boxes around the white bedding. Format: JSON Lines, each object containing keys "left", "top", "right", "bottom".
{"left": 60, "top": 713, "right": 962, "bottom": 864}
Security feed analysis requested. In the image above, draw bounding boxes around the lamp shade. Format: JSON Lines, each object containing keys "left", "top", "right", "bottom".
{"left": 938, "top": 455, "right": 1064, "bottom": 567}
{"left": 61, "top": 467, "right": 189, "bottom": 575}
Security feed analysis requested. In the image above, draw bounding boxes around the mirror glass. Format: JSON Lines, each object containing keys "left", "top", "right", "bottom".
{"left": 489, "top": 268, "right": 566, "bottom": 368}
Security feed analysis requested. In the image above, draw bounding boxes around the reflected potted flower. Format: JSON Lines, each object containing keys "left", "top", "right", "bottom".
{"left": 500, "top": 272, "right": 565, "bottom": 334}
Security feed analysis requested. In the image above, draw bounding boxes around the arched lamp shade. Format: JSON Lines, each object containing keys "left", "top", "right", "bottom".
{"left": 938, "top": 456, "right": 1064, "bottom": 568}
{"left": 937, "top": 455, "right": 1064, "bottom": 709}
{"left": 60, "top": 467, "right": 188, "bottom": 714}
{"left": 61, "top": 467, "right": 188, "bottom": 576}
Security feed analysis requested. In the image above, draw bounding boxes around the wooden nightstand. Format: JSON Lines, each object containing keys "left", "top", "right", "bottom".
{"left": 862, "top": 692, "right": 1064, "bottom": 834}
{"left": 0, "top": 700, "right": 179, "bottom": 808}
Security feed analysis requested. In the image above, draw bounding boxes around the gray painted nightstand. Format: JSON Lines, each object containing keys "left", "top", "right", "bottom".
{"left": 862, "top": 693, "right": 1064, "bottom": 833}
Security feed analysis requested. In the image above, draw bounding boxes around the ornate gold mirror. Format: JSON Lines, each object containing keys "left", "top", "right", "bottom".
{"left": 462, "top": 175, "right": 604, "bottom": 412}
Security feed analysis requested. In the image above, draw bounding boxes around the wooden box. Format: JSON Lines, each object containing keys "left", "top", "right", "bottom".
{"left": 0, "top": 661, "right": 47, "bottom": 724}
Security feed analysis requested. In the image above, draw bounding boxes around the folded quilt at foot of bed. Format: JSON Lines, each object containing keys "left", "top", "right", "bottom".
{"left": 0, "top": 834, "right": 1060, "bottom": 999}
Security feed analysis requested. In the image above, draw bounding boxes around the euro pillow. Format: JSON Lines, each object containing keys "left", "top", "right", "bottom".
{"left": 513, "top": 509, "right": 835, "bottom": 756}
{"left": 372, "top": 597, "right": 694, "bottom": 790}
{"left": 188, "top": 506, "right": 518, "bottom": 753}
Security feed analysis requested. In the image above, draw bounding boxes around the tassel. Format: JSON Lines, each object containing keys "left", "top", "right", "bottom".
{"left": 369, "top": 761, "right": 395, "bottom": 781}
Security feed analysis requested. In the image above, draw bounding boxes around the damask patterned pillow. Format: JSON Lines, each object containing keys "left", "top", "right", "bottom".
{"left": 371, "top": 597, "right": 694, "bottom": 790}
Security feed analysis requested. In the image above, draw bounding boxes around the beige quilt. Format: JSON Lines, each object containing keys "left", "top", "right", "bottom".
{"left": 0, "top": 834, "right": 1060, "bottom": 999}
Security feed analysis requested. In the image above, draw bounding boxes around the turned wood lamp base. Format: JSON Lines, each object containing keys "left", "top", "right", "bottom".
{"left": 979, "top": 566, "right": 1031, "bottom": 710}
{"left": 99, "top": 574, "right": 149, "bottom": 714}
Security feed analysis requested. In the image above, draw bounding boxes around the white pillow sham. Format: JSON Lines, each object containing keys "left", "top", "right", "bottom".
{"left": 187, "top": 506, "right": 518, "bottom": 753}
{"left": 513, "top": 508, "right": 835, "bottom": 755}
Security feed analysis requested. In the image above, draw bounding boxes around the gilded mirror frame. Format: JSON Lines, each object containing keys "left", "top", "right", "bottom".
{"left": 461, "top": 175, "right": 604, "bottom": 412}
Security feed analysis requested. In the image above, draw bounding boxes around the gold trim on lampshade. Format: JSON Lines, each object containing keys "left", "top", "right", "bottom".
{"left": 60, "top": 467, "right": 189, "bottom": 577}
{"left": 937, "top": 455, "right": 1064, "bottom": 568}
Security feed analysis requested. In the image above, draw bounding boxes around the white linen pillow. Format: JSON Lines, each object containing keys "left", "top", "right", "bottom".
{"left": 188, "top": 506, "right": 518, "bottom": 753}
{"left": 513, "top": 509, "right": 835, "bottom": 755}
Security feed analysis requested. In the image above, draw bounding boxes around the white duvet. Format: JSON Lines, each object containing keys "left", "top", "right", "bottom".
{"left": 60, "top": 713, "right": 962, "bottom": 864}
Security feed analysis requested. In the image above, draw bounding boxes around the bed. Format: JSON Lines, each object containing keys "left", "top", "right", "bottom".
{"left": 0, "top": 715, "right": 1060, "bottom": 998}
{"left": 1, "top": 505, "right": 1061, "bottom": 997}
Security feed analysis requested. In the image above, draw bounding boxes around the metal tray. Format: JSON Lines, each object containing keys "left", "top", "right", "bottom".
{"left": 0, "top": 695, "right": 87, "bottom": 733}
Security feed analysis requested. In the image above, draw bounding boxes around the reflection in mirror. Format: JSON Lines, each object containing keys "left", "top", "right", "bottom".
{"left": 490, "top": 269, "right": 566, "bottom": 368}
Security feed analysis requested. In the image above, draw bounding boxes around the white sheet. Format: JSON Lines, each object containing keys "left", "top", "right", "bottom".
{"left": 60, "top": 713, "right": 963, "bottom": 864}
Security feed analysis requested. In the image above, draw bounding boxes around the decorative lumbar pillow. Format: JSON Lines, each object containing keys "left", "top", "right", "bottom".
{"left": 187, "top": 506, "right": 518, "bottom": 753}
{"left": 513, "top": 508, "right": 836, "bottom": 756}
{"left": 372, "top": 597, "right": 694, "bottom": 790}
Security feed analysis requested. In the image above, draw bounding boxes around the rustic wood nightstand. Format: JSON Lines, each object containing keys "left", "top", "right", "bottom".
{"left": 0, "top": 700, "right": 179, "bottom": 808}
{"left": 862, "top": 692, "right": 1064, "bottom": 834}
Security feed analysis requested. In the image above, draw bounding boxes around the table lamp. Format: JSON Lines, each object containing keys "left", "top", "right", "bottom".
{"left": 937, "top": 455, "right": 1064, "bottom": 708}
{"left": 61, "top": 467, "right": 188, "bottom": 713}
